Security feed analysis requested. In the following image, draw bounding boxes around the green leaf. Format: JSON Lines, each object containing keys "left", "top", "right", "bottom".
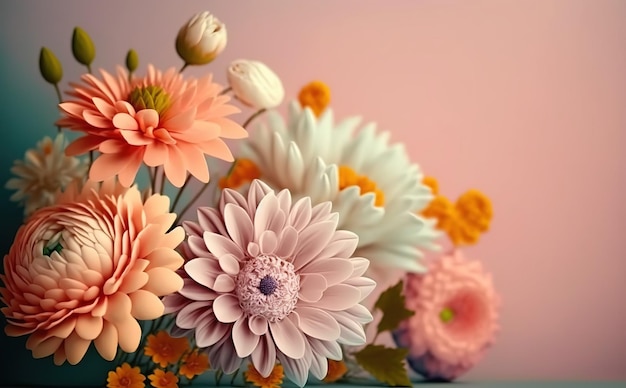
{"left": 354, "top": 344, "right": 412, "bottom": 387}
{"left": 374, "top": 280, "right": 414, "bottom": 334}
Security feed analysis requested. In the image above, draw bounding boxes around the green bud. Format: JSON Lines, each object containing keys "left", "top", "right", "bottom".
{"left": 125, "top": 49, "right": 139, "bottom": 73}
{"left": 39, "top": 47, "right": 63, "bottom": 84}
{"left": 72, "top": 27, "right": 96, "bottom": 66}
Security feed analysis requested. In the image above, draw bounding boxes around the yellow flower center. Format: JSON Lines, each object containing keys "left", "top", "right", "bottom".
{"left": 219, "top": 158, "right": 261, "bottom": 189}
{"left": 129, "top": 85, "right": 171, "bottom": 114}
{"left": 338, "top": 165, "right": 385, "bottom": 207}
{"left": 439, "top": 307, "right": 455, "bottom": 323}
{"left": 298, "top": 80, "right": 331, "bottom": 117}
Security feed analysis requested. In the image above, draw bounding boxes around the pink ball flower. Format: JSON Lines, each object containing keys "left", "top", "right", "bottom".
{"left": 0, "top": 179, "right": 185, "bottom": 365}
{"left": 393, "top": 250, "right": 500, "bottom": 381}
{"left": 58, "top": 65, "right": 248, "bottom": 188}
{"left": 163, "top": 179, "right": 375, "bottom": 387}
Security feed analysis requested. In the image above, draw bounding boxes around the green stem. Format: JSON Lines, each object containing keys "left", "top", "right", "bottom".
{"left": 242, "top": 108, "right": 267, "bottom": 129}
{"left": 218, "top": 86, "right": 232, "bottom": 96}
{"left": 86, "top": 64, "right": 92, "bottom": 74}
{"left": 54, "top": 83, "right": 63, "bottom": 132}
{"left": 150, "top": 167, "right": 157, "bottom": 194}
{"left": 170, "top": 174, "right": 192, "bottom": 212}
{"left": 89, "top": 151, "right": 94, "bottom": 170}
{"left": 159, "top": 168, "right": 167, "bottom": 195}
{"left": 229, "top": 369, "right": 239, "bottom": 385}
{"left": 173, "top": 179, "right": 213, "bottom": 226}
{"left": 180, "top": 62, "right": 189, "bottom": 73}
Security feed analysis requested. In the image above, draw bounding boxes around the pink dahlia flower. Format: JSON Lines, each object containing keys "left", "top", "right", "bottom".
{"left": 0, "top": 179, "right": 185, "bottom": 365}
{"left": 58, "top": 65, "right": 247, "bottom": 187}
{"left": 393, "top": 250, "right": 500, "bottom": 381}
{"left": 163, "top": 179, "right": 375, "bottom": 387}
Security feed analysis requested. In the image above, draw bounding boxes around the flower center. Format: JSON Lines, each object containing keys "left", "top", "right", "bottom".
{"left": 119, "top": 377, "right": 131, "bottom": 387}
{"left": 129, "top": 85, "right": 171, "bottom": 114}
{"left": 235, "top": 254, "right": 300, "bottom": 322}
{"left": 42, "top": 230, "right": 64, "bottom": 256}
{"left": 439, "top": 307, "right": 455, "bottom": 323}
{"left": 338, "top": 165, "right": 385, "bottom": 207}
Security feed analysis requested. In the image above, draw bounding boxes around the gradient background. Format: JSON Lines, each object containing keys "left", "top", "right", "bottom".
{"left": 0, "top": 0, "right": 625, "bottom": 385}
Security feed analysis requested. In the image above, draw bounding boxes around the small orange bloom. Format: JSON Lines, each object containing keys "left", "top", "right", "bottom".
{"left": 179, "top": 349, "right": 210, "bottom": 379}
{"left": 107, "top": 363, "right": 146, "bottom": 388}
{"left": 323, "top": 359, "right": 348, "bottom": 383}
{"left": 144, "top": 331, "right": 190, "bottom": 368}
{"left": 298, "top": 80, "right": 331, "bottom": 117}
{"left": 338, "top": 165, "right": 385, "bottom": 207}
{"left": 219, "top": 158, "right": 261, "bottom": 189}
{"left": 422, "top": 176, "right": 439, "bottom": 195}
{"left": 245, "top": 363, "right": 284, "bottom": 388}
{"left": 148, "top": 369, "right": 179, "bottom": 388}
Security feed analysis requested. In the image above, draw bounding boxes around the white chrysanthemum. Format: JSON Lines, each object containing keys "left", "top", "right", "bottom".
{"left": 5, "top": 133, "right": 88, "bottom": 216}
{"left": 241, "top": 101, "right": 440, "bottom": 281}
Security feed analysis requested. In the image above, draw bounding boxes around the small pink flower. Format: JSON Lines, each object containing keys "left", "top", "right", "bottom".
{"left": 58, "top": 64, "right": 247, "bottom": 187}
{"left": 0, "top": 179, "right": 185, "bottom": 365}
{"left": 163, "top": 179, "right": 375, "bottom": 387}
{"left": 393, "top": 250, "right": 500, "bottom": 381}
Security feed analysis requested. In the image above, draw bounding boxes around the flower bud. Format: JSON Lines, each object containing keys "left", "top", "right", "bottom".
{"left": 176, "top": 11, "right": 227, "bottom": 66}
{"left": 71, "top": 27, "right": 96, "bottom": 67}
{"left": 125, "top": 49, "right": 139, "bottom": 73}
{"left": 227, "top": 59, "right": 284, "bottom": 110}
{"left": 39, "top": 47, "right": 63, "bottom": 84}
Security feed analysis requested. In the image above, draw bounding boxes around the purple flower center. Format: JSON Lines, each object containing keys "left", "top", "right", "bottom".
{"left": 258, "top": 275, "right": 278, "bottom": 295}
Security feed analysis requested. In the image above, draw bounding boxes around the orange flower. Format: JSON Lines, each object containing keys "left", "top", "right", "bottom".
{"left": 245, "top": 363, "right": 284, "bottom": 388}
{"left": 144, "top": 331, "right": 189, "bottom": 367}
{"left": 179, "top": 349, "right": 210, "bottom": 380}
{"left": 107, "top": 363, "right": 146, "bottom": 388}
{"left": 148, "top": 369, "right": 179, "bottom": 388}
{"left": 218, "top": 158, "right": 261, "bottom": 189}
{"left": 298, "top": 80, "right": 331, "bottom": 117}
{"left": 422, "top": 176, "right": 439, "bottom": 195}
{"left": 422, "top": 195, "right": 456, "bottom": 232}
{"left": 455, "top": 189, "right": 493, "bottom": 233}
{"left": 323, "top": 359, "right": 348, "bottom": 383}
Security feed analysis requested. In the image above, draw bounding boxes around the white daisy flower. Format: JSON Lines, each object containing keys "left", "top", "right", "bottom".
{"left": 240, "top": 101, "right": 440, "bottom": 280}
{"left": 6, "top": 133, "right": 88, "bottom": 217}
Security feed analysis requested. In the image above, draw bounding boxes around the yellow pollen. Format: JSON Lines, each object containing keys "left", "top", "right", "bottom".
{"left": 338, "top": 165, "right": 385, "bottom": 207}
{"left": 298, "top": 80, "right": 331, "bottom": 117}
{"left": 219, "top": 158, "right": 261, "bottom": 189}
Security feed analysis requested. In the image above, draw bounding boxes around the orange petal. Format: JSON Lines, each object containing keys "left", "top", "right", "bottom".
{"left": 129, "top": 289, "right": 164, "bottom": 320}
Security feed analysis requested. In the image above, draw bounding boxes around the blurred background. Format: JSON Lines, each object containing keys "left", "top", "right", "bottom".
{"left": 0, "top": 0, "right": 624, "bottom": 384}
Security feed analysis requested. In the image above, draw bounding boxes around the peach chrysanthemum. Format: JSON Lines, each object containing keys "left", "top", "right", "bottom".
{"left": 107, "top": 363, "right": 146, "bottom": 388}
{"left": 245, "top": 363, "right": 284, "bottom": 388}
{"left": 58, "top": 65, "right": 248, "bottom": 187}
{"left": 144, "top": 330, "right": 189, "bottom": 367}
{"left": 179, "top": 349, "right": 210, "bottom": 379}
{"left": 148, "top": 369, "right": 179, "bottom": 388}
{"left": 163, "top": 180, "right": 375, "bottom": 387}
{"left": 5, "top": 133, "right": 87, "bottom": 217}
{"left": 393, "top": 250, "right": 500, "bottom": 381}
{"left": 0, "top": 179, "right": 184, "bottom": 365}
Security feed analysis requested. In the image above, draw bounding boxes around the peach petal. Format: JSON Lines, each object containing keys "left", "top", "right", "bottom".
{"left": 65, "top": 331, "right": 91, "bottom": 365}
{"left": 115, "top": 317, "right": 141, "bottom": 353}
{"left": 210, "top": 117, "right": 248, "bottom": 139}
{"left": 143, "top": 267, "right": 183, "bottom": 296}
{"left": 118, "top": 270, "right": 149, "bottom": 294}
{"left": 83, "top": 110, "right": 112, "bottom": 128}
{"left": 153, "top": 128, "right": 176, "bottom": 144}
{"left": 232, "top": 318, "right": 260, "bottom": 358}
{"left": 53, "top": 346, "right": 67, "bottom": 366}
{"left": 120, "top": 129, "right": 153, "bottom": 146}
{"left": 92, "top": 97, "right": 116, "bottom": 119}
{"left": 90, "top": 152, "right": 134, "bottom": 182}
{"left": 172, "top": 121, "right": 220, "bottom": 143}
{"left": 75, "top": 314, "right": 103, "bottom": 340}
{"left": 143, "top": 141, "right": 168, "bottom": 167}
{"left": 145, "top": 247, "right": 184, "bottom": 270}
{"left": 31, "top": 336, "right": 64, "bottom": 358}
{"left": 177, "top": 143, "right": 210, "bottom": 183}
{"left": 103, "top": 292, "right": 131, "bottom": 323}
{"left": 197, "top": 138, "right": 234, "bottom": 162}
{"left": 129, "top": 289, "right": 164, "bottom": 320}
{"left": 163, "top": 145, "right": 188, "bottom": 187}
{"left": 136, "top": 109, "right": 159, "bottom": 128}
{"left": 94, "top": 320, "right": 118, "bottom": 361}
{"left": 269, "top": 317, "right": 306, "bottom": 359}
{"left": 66, "top": 135, "right": 103, "bottom": 155}
{"left": 165, "top": 107, "right": 195, "bottom": 131}
{"left": 112, "top": 112, "right": 139, "bottom": 130}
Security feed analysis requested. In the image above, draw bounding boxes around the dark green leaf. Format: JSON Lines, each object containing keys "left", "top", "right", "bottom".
{"left": 374, "top": 280, "right": 414, "bottom": 334}
{"left": 354, "top": 344, "right": 412, "bottom": 387}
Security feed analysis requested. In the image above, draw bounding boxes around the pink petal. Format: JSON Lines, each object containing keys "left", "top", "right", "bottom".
{"left": 224, "top": 203, "right": 254, "bottom": 250}
{"left": 298, "top": 274, "right": 327, "bottom": 303}
{"left": 213, "top": 274, "right": 235, "bottom": 293}
{"left": 178, "top": 278, "right": 217, "bottom": 301}
{"left": 203, "top": 232, "right": 244, "bottom": 258}
{"left": 218, "top": 254, "right": 240, "bottom": 276}
{"left": 269, "top": 316, "right": 306, "bottom": 359}
{"left": 292, "top": 221, "right": 338, "bottom": 271}
{"left": 295, "top": 307, "right": 340, "bottom": 341}
{"left": 185, "top": 258, "right": 218, "bottom": 289}
{"left": 277, "top": 347, "right": 312, "bottom": 388}
{"left": 232, "top": 318, "right": 260, "bottom": 358}
{"left": 319, "top": 230, "right": 359, "bottom": 259}
{"left": 300, "top": 258, "right": 353, "bottom": 287}
{"left": 213, "top": 294, "right": 243, "bottom": 323}
{"left": 251, "top": 333, "right": 276, "bottom": 378}
{"left": 248, "top": 315, "right": 268, "bottom": 336}
{"left": 316, "top": 284, "right": 362, "bottom": 311}
{"left": 176, "top": 301, "right": 211, "bottom": 329}
{"left": 287, "top": 197, "right": 312, "bottom": 232}
{"left": 259, "top": 230, "right": 278, "bottom": 255}
{"left": 196, "top": 315, "right": 229, "bottom": 347}
{"left": 331, "top": 310, "right": 368, "bottom": 346}
{"left": 275, "top": 226, "right": 298, "bottom": 259}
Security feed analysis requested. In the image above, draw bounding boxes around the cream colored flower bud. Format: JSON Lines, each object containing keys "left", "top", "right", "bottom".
{"left": 227, "top": 59, "right": 285, "bottom": 110}
{"left": 176, "top": 11, "right": 227, "bottom": 66}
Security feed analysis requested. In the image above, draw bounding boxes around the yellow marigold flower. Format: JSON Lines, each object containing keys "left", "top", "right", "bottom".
{"left": 144, "top": 331, "right": 190, "bottom": 368}
{"left": 219, "top": 158, "right": 261, "bottom": 189}
{"left": 455, "top": 189, "right": 493, "bottom": 232}
{"left": 422, "top": 195, "right": 455, "bottom": 232}
{"left": 298, "top": 80, "right": 331, "bottom": 117}
{"left": 422, "top": 176, "right": 439, "bottom": 195}
{"left": 448, "top": 217, "right": 482, "bottom": 246}
{"left": 323, "top": 359, "right": 348, "bottom": 383}
{"left": 179, "top": 349, "right": 210, "bottom": 380}
{"left": 107, "top": 363, "right": 146, "bottom": 388}
{"left": 338, "top": 165, "right": 385, "bottom": 207}
{"left": 245, "top": 363, "right": 284, "bottom": 388}
{"left": 148, "top": 369, "right": 179, "bottom": 388}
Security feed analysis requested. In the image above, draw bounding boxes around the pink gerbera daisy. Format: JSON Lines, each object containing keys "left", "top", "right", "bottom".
{"left": 393, "top": 250, "right": 500, "bottom": 381}
{"left": 163, "top": 179, "right": 375, "bottom": 387}
{"left": 58, "top": 65, "right": 247, "bottom": 187}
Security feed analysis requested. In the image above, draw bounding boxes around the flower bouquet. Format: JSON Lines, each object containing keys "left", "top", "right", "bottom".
{"left": 0, "top": 10, "right": 500, "bottom": 388}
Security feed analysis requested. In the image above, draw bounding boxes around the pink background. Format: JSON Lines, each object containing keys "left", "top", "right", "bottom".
{"left": 1, "top": 0, "right": 625, "bottom": 381}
